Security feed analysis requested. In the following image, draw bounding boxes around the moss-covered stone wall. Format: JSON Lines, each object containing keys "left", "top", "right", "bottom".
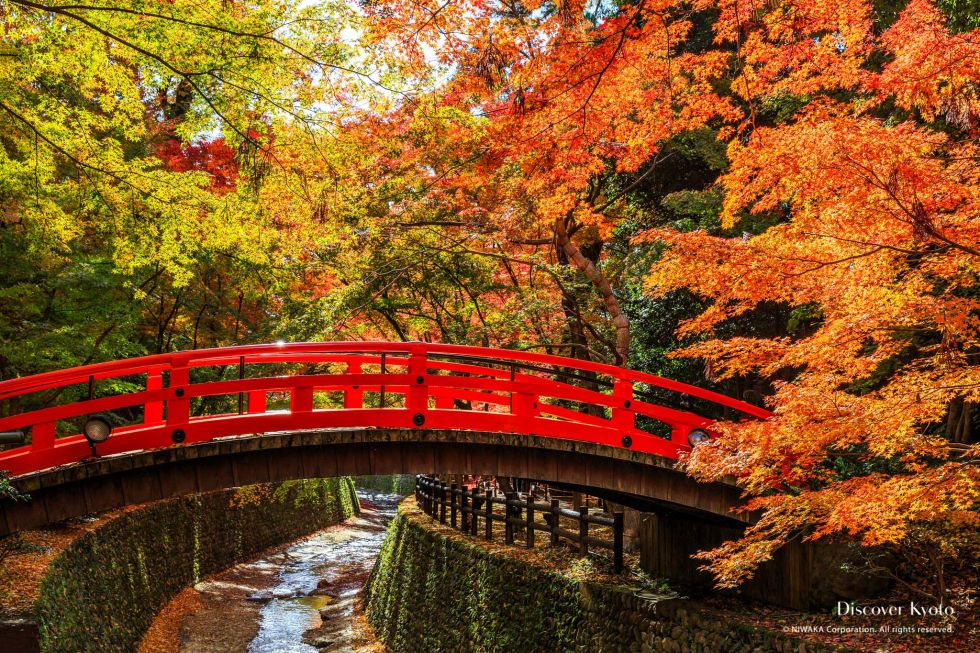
{"left": 365, "top": 502, "right": 852, "bottom": 653}
{"left": 33, "top": 477, "right": 358, "bottom": 653}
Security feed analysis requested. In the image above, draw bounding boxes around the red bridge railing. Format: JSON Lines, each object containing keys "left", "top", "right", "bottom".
{"left": 0, "top": 342, "right": 770, "bottom": 479}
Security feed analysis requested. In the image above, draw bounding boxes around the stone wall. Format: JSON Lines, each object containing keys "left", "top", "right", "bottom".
{"left": 3, "top": 477, "right": 358, "bottom": 653}
{"left": 365, "top": 501, "right": 854, "bottom": 653}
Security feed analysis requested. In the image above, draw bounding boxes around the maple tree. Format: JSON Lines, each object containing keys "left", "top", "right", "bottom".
{"left": 0, "top": 0, "right": 977, "bottom": 612}
{"left": 641, "top": 0, "right": 980, "bottom": 600}
{"left": 352, "top": 0, "right": 980, "bottom": 602}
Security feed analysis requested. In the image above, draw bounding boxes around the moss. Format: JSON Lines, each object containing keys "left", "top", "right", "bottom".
{"left": 33, "top": 477, "right": 359, "bottom": 653}
{"left": 365, "top": 502, "right": 854, "bottom": 653}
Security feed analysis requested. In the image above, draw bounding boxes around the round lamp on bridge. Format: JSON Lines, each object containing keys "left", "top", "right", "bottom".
{"left": 83, "top": 415, "right": 113, "bottom": 444}
{"left": 687, "top": 429, "right": 710, "bottom": 447}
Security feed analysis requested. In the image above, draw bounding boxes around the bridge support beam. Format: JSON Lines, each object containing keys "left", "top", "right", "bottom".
{"left": 638, "top": 510, "right": 891, "bottom": 611}
{"left": 0, "top": 429, "right": 750, "bottom": 537}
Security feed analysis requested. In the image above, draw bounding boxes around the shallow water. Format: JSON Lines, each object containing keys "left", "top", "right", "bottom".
{"left": 246, "top": 490, "right": 400, "bottom": 653}
{"left": 173, "top": 489, "right": 400, "bottom": 653}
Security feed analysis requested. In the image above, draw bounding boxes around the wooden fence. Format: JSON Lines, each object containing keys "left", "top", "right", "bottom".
{"left": 414, "top": 475, "right": 625, "bottom": 573}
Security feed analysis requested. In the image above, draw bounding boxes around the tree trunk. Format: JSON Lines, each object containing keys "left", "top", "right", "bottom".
{"left": 946, "top": 398, "right": 975, "bottom": 444}
{"left": 554, "top": 217, "right": 630, "bottom": 365}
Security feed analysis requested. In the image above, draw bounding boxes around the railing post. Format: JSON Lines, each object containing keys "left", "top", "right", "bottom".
{"left": 525, "top": 494, "right": 535, "bottom": 548}
{"left": 429, "top": 478, "right": 439, "bottom": 519}
{"left": 550, "top": 499, "right": 560, "bottom": 545}
{"left": 450, "top": 483, "right": 458, "bottom": 528}
{"left": 167, "top": 357, "right": 191, "bottom": 441}
{"left": 428, "top": 479, "right": 434, "bottom": 517}
{"left": 504, "top": 493, "right": 515, "bottom": 545}
{"left": 613, "top": 511, "right": 624, "bottom": 573}
{"left": 30, "top": 421, "right": 56, "bottom": 453}
{"left": 248, "top": 390, "right": 266, "bottom": 414}
{"left": 612, "top": 378, "right": 635, "bottom": 441}
{"left": 238, "top": 356, "right": 246, "bottom": 415}
{"left": 461, "top": 486, "right": 469, "bottom": 533}
{"left": 578, "top": 505, "right": 589, "bottom": 557}
{"left": 145, "top": 366, "right": 164, "bottom": 426}
{"left": 510, "top": 388, "right": 539, "bottom": 426}
{"left": 407, "top": 348, "right": 428, "bottom": 426}
{"left": 485, "top": 489, "right": 493, "bottom": 541}
{"left": 470, "top": 490, "right": 479, "bottom": 537}
{"left": 439, "top": 482, "right": 447, "bottom": 524}
{"left": 379, "top": 352, "right": 387, "bottom": 408}
{"left": 291, "top": 385, "right": 313, "bottom": 414}
{"left": 345, "top": 361, "right": 364, "bottom": 409}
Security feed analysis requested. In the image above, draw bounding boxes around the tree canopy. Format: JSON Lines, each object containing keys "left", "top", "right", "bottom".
{"left": 1, "top": 0, "right": 978, "bottom": 606}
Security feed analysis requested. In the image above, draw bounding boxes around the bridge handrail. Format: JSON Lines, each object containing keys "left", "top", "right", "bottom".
{"left": 0, "top": 342, "right": 768, "bottom": 416}
{"left": 0, "top": 342, "right": 770, "bottom": 479}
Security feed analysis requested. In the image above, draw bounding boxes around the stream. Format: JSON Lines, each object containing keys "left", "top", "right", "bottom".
{"left": 168, "top": 490, "right": 399, "bottom": 653}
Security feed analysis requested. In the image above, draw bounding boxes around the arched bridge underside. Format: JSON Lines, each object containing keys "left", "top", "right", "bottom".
{"left": 0, "top": 342, "right": 769, "bottom": 535}
{"left": 1, "top": 429, "right": 750, "bottom": 536}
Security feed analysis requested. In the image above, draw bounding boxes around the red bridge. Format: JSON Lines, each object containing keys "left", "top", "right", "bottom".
{"left": 0, "top": 342, "right": 769, "bottom": 535}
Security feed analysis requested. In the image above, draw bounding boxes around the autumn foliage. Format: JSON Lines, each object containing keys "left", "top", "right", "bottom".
{"left": 1, "top": 0, "right": 978, "bottom": 610}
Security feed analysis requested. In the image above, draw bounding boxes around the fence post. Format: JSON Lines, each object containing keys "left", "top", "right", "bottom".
{"left": 461, "top": 487, "right": 469, "bottom": 533}
{"left": 525, "top": 494, "right": 535, "bottom": 548}
{"left": 470, "top": 489, "right": 479, "bottom": 537}
{"left": 450, "top": 483, "right": 458, "bottom": 529}
{"left": 485, "top": 489, "right": 493, "bottom": 541}
{"left": 439, "top": 482, "right": 447, "bottom": 524}
{"left": 613, "top": 511, "right": 624, "bottom": 573}
{"left": 504, "top": 493, "right": 515, "bottom": 545}
{"left": 550, "top": 499, "right": 560, "bottom": 545}
{"left": 578, "top": 505, "right": 589, "bottom": 557}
